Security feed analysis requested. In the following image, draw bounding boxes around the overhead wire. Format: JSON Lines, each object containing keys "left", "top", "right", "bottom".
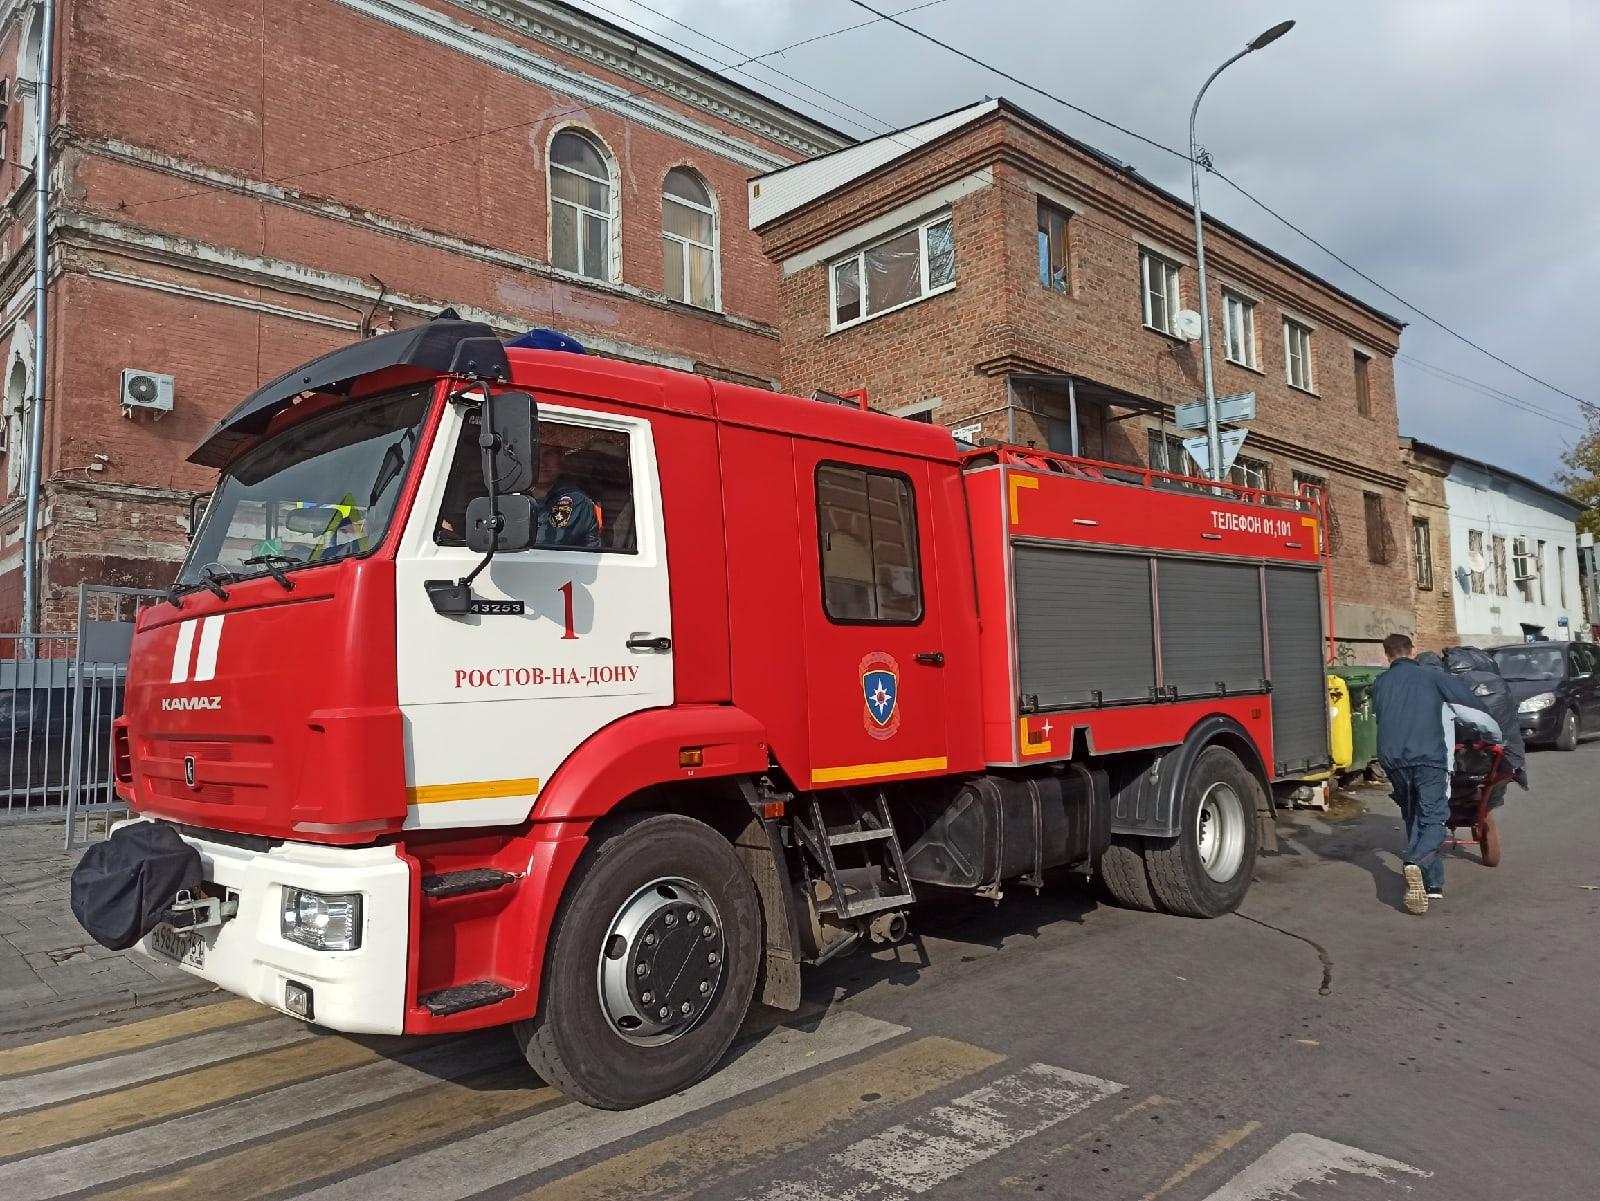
{"left": 839, "top": 0, "right": 1594, "bottom": 424}
{"left": 112, "top": 0, "right": 1593, "bottom": 443}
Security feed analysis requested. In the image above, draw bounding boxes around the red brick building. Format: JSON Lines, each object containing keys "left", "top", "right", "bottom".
{"left": 751, "top": 100, "right": 1412, "bottom": 664}
{"left": 0, "top": 0, "right": 845, "bottom": 627}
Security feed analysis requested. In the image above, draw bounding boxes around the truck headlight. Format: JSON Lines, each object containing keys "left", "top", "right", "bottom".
{"left": 280, "top": 888, "right": 362, "bottom": 951}
{"left": 1518, "top": 692, "right": 1557, "bottom": 714}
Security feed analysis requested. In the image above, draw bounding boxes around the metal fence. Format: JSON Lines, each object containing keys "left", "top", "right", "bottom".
{"left": 0, "top": 583, "right": 166, "bottom": 846}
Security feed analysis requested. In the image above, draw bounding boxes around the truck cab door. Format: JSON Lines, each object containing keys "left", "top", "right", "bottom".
{"left": 392, "top": 399, "right": 672, "bottom": 827}
{"left": 797, "top": 452, "right": 952, "bottom": 790}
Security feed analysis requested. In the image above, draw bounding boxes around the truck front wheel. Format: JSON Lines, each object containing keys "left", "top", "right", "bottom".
{"left": 514, "top": 813, "right": 760, "bottom": 1109}
{"left": 1141, "top": 745, "right": 1259, "bottom": 918}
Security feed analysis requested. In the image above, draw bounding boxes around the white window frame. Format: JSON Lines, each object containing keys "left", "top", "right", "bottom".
{"left": 1559, "top": 545, "right": 1568, "bottom": 607}
{"left": 547, "top": 127, "right": 619, "bottom": 284}
{"left": 1284, "top": 318, "right": 1315, "bottom": 392}
{"left": 828, "top": 212, "right": 955, "bottom": 332}
{"left": 661, "top": 167, "right": 719, "bottom": 311}
{"left": 1222, "top": 291, "right": 1258, "bottom": 369}
{"left": 1140, "top": 250, "right": 1181, "bottom": 336}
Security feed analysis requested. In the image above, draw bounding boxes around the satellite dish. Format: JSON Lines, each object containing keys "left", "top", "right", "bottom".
{"left": 1468, "top": 549, "right": 1487, "bottom": 573}
{"left": 1175, "top": 309, "right": 1203, "bottom": 342}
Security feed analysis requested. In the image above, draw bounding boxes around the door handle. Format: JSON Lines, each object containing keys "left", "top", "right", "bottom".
{"left": 914, "top": 651, "right": 945, "bottom": 666}
{"left": 626, "top": 635, "right": 673, "bottom": 653}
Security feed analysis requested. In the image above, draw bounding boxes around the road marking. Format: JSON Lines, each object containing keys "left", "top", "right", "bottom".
{"left": 0, "top": 1016, "right": 313, "bottom": 1114}
{"left": 0, "top": 998, "right": 266, "bottom": 1079}
{"left": 4, "top": 1037, "right": 514, "bottom": 1200}
{"left": 0, "top": 1031, "right": 381, "bottom": 1159}
{"left": 517, "top": 1036, "right": 1003, "bottom": 1201}
{"left": 739, "top": 1062, "right": 1125, "bottom": 1200}
{"left": 1139, "top": 1121, "right": 1263, "bottom": 1201}
{"left": 292, "top": 1010, "right": 909, "bottom": 1201}
{"left": 1000, "top": 1093, "right": 1176, "bottom": 1185}
{"left": 93, "top": 1064, "right": 562, "bottom": 1201}
{"left": 1200, "top": 1132, "right": 1430, "bottom": 1200}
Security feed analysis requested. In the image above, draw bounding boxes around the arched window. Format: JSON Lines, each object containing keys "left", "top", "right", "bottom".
{"left": 662, "top": 168, "right": 717, "bottom": 310}
{"left": 548, "top": 129, "right": 615, "bottom": 283}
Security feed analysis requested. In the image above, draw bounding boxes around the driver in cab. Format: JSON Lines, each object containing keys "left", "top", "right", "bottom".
{"left": 436, "top": 423, "right": 601, "bottom": 551}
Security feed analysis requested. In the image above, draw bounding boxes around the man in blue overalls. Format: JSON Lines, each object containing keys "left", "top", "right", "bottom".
{"left": 1372, "top": 633, "right": 1492, "bottom": 915}
{"left": 533, "top": 443, "right": 601, "bottom": 551}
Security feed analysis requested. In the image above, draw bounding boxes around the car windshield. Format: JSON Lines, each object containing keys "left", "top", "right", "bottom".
{"left": 179, "top": 386, "right": 433, "bottom": 586}
{"left": 1489, "top": 645, "right": 1567, "bottom": 681}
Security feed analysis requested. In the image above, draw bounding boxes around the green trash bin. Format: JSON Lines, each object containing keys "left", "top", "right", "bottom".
{"left": 1332, "top": 665, "right": 1383, "bottom": 775}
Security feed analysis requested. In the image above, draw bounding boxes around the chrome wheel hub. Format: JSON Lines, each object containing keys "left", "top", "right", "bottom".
{"left": 1196, "top": 782, "right": 1247, "bottom": 882}
{"left": 597, "top": 878, "right": 725, "bottom": 1047}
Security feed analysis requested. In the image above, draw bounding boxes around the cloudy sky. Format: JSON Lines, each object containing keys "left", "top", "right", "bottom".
{"left": 583, "top": 0, "right": 1596, "bottom": 487}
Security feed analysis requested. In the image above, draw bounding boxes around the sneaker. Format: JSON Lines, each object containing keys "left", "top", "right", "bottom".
{"left": 1426, "top": 889, "right": 1445, "bottom": 900}
{"left": 1403, "top": 864, "right": 1429, "bottom": 915}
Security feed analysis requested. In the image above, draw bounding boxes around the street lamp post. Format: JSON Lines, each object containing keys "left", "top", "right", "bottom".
{"left": 1190, "top": 19, "right": 1294, "bottom": 481}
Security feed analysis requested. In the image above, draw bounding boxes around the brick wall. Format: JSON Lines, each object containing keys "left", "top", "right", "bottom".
{"left": 759, "top": 105, "right": 1412, "bottom": 663}
{"left": 0, "top": 0, "right": 847, "bottom": 628}
{"left": 1403, "top": 440, "right": 1458, "bottom": 653}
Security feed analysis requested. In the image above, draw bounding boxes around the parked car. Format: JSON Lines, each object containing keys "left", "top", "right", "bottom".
{"left": 1488, "top": 641, "right": 1600, "bottom": 751}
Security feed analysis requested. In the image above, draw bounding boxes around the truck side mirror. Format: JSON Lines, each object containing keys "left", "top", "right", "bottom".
{"left": 484, "top": 392, "right": 538, "bottom": 495}
{"left": 465, "top": 494, "right": 533, "bottom": 554}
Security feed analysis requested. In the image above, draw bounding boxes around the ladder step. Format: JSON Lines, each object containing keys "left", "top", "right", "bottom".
{"left": 826, "top": 827, "right": 896, "bottom": 846}
{"left": 421, "top": 868, "right": 517, "bottom": 899}
{"left": 823, "top": 892, "right": 915, "bottom": 919}
{"left": 419, "top": 980, "right": 514, "bottom": 1016}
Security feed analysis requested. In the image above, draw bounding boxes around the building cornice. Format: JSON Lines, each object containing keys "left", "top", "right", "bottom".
{"left": 36, "top": 134, "right": 779, "bottom": 342}
{"left": 51, "top": 210, "right": 750, "bottom": 375}
{"left": 327, "top": 0, "right": 832, "bottom": 174}
{"left": 459, "top": 0, "right": 847, "bottom": 158}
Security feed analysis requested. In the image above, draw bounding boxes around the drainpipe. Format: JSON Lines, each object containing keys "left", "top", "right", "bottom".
{"left": 21, "top": 0, "right": 56, "bottom": 636}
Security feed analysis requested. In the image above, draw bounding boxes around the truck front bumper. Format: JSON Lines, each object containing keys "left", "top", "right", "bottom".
{"left": 117, "top": 819, "right": 411, "bottom": 1034}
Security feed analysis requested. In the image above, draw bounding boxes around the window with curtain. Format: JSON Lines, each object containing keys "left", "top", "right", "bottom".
{"left": 549, "top": 130, "right": 614, "bottom": 282}
{"left": 1037, "top": 200, "right": 1069, "bottom": 293}
{"left": 662, "top": 168, "right": 717, "bottom": 309}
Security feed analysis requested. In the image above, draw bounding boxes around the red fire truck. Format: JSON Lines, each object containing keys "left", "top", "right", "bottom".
{"left": 95, "top": 319, "right": 1331, "bottom": 1109}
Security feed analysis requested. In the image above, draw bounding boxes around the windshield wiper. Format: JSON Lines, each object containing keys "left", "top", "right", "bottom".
{"left": 199, "top": 564, "right": 235, "bottom": 601}
{"left": 243, "top": 555, "right": 299, "bottom": 592}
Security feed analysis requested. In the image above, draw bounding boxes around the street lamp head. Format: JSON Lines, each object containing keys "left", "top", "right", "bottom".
{"left": 1247, "top": 19, "right": 1295, "bottom": 51}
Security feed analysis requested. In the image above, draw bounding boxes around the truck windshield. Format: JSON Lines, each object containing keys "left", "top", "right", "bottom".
{"left": 180, "top": 386, "right": 432, "bottom": 586}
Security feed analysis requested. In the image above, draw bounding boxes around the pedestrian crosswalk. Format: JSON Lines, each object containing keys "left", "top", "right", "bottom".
{"left": 0, "top": 999, "right": 1430, "bottom": 1201}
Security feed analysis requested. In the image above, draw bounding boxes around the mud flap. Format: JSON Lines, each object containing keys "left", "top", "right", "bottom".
{"left": 733, "top": 814, "right": 801, "bottom": 1012}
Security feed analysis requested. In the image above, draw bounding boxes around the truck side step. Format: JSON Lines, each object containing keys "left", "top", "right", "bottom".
{"left": 421, "top": 868, "right": 517, "bottom": 899}
{"left": 419, "top": 980, "right": 515, "bottom": 1016}
{"left": 826, "top": 826, "right": 896, "bottom": 846}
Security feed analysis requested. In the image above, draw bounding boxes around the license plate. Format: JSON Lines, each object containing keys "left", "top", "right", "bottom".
{"left": 150, "top": 924, "right": 207, "bottom": 969}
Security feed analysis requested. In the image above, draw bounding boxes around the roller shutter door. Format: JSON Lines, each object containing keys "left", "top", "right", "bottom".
{"left": 1265, "top": 567, "right": 1331, "bottom": 775}
{"left": 1156, "top": 559, "right": 1266, "bottom": 698}
{"left": 1015, "top": 546, "right": 1155, "bottom": 708}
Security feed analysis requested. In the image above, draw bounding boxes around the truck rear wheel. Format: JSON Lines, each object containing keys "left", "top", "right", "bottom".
{"left": 1141, "top": 745, "right": 1259, "bottom": 918}
{"left": 514, "top": 813, "right": 760, "bottom": 1109}
{"left": 1098, "top": 837, "right": 1158, "bottom": 911}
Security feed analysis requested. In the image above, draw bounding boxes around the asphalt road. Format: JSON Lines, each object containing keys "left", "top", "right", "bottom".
{"left": 2, "top": 741, "right": 1596, "bottom": 1200}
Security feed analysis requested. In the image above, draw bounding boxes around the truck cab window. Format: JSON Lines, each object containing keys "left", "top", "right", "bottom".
{"left": 816, "top": 463, "right": 922, "bottom": 623}
{"left": 435, "top": 414, "right": 636, "bottom": 553}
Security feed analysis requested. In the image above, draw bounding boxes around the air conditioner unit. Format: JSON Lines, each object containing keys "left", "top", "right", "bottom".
{"left": 1512, "top": 538, "right": 1537, "bottom": 580}
{"left": 120, "top": 369, "right": 174, "bottom": 414}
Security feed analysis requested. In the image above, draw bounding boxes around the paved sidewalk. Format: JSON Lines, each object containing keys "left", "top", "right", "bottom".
{"left": 0, "top": 819, "right": 213, "bottom": 1033}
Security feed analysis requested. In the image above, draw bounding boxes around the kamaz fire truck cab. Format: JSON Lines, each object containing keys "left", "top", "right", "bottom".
{"left": 93, "top": 318, "right": 1331, "bottom": 1109}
